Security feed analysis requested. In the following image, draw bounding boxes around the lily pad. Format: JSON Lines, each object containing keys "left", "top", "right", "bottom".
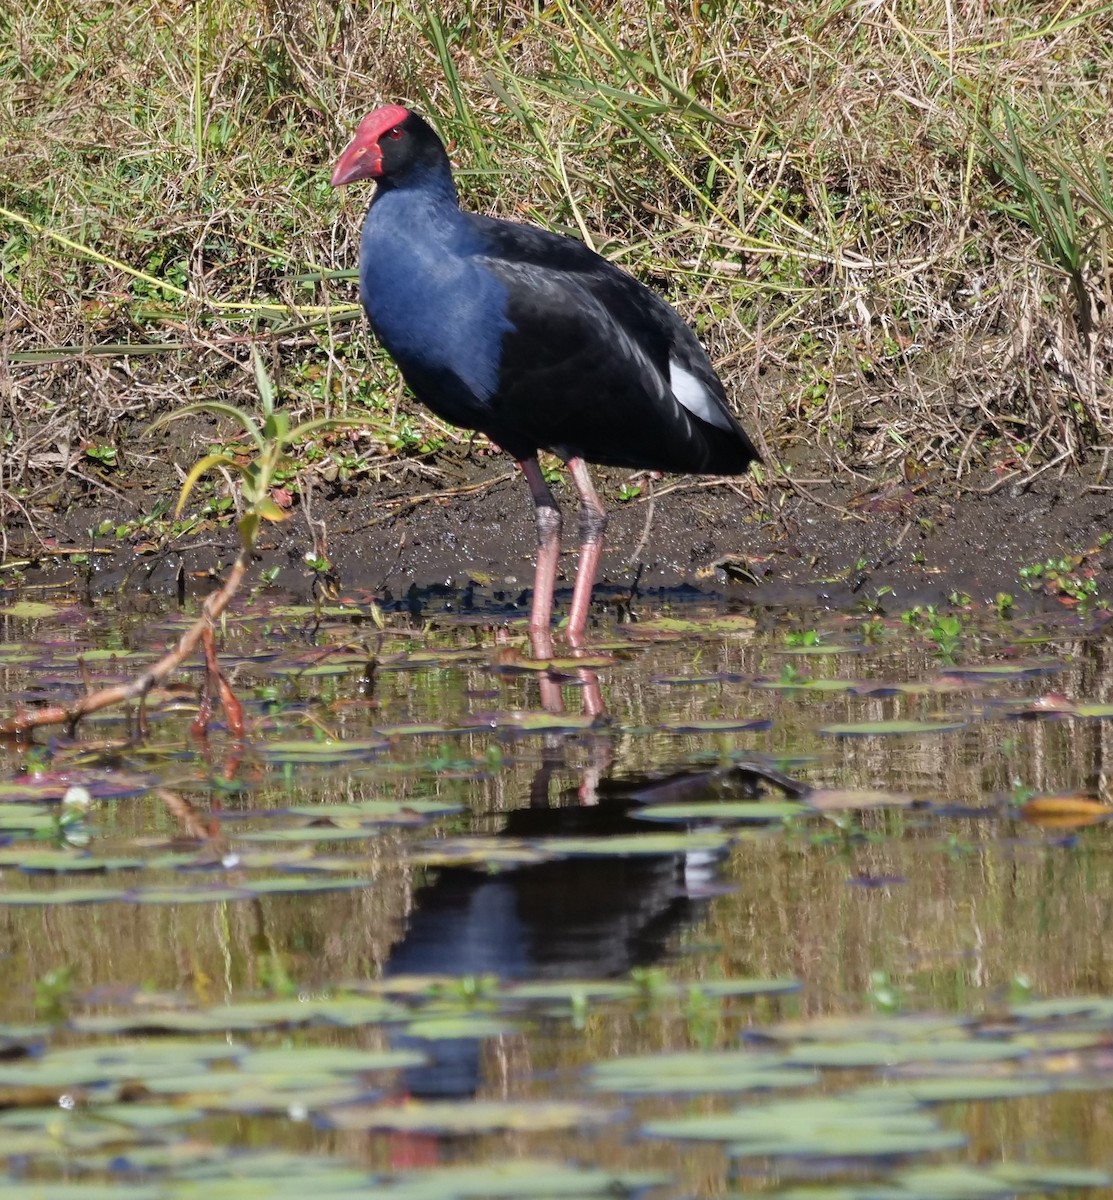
{"left": 636, "top": 801, "right": 807, "bottom": 824}
{"left": 592, "top": 1050, "right": 816, "bottom": 1095}
{"left": 0, "top": 805, "right": 57, "bottom": 832}
{"left": 658, "top": 717, "right": 772, "bottom": 733}
{"left": 646, "top": 1093, "right": 966, "bottom": 1159}
{"left": 819, "top": 719, "right": 967, "bottom": 737}
{"left": 785, "top": 1039, "right": 1026, "bottom": 1068}
{"left": 374, "top": 1160, "right": 667, "bottom": 1199}
{"left": 461, "top": 710, "right": 601, "bottom": 732}
{"left": 540, "top": 831, "right": 734, "bottom": 857}
{"left": 259, "top": 739, "right": 386, "bottom": 762}
{"left": 0, "top": 601, "right": 59, "bottom": 619}
{"left": 73, "top": 994, "right": 406, "bottom": 1035}
{"left": 891, "top": 1163, "right": 1112, "bottom": 1198}
{"left": 284, "top": 799, "right": 461, "bottom": 820}
{"left": 854, "top": 1078, "right": 1051, "bottom": 1104}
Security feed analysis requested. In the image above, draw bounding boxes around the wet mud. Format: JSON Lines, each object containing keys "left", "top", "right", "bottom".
{"left": 12, "top": 458, "right": 1113, "bottom": 617}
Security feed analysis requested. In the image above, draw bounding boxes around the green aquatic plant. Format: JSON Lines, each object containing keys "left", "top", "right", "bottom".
{"left": 0, "top": 354, "right": 362, "bottom": 739}
{"left": 34, "top": 964, "right": 76, "bottom": 1024}
{"left": 1019, "top": 551, "right": 1106, "bottom": 609}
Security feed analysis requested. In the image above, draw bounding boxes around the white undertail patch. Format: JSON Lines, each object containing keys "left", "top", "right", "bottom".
{"left": 669, "top": 359, "right": 733, "bottom": 432}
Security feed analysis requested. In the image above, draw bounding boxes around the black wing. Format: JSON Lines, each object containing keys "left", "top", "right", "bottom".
{"left": 467, "top": 216, "right": 759, "bottom": 474}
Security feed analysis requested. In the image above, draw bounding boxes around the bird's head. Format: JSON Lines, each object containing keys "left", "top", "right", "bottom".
{"left": 330, "top": 106, "right": 446, "bottom": 188}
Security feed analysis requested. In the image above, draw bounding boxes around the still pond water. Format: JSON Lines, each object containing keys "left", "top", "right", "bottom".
{"left": 1, "top": 584, "right": 1113, "bottom": 1200}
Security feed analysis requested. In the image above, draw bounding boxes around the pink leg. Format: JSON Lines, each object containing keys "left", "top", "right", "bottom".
{"left": 565, "top": 457, "right": 608, "bottom": 650}
{"left": 518, "top": 457, "right": 561, "bottom": 661}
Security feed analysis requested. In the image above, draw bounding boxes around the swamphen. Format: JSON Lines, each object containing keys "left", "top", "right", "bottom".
{"left": 331, "top": 106, "right": 758, "bottom": 656}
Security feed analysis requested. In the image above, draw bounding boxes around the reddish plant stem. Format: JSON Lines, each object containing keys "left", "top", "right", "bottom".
{"left": 192, "top": 625, "right": 245, "bottom": 738}
{"left": 0, "top": 545, "right": 252, "bottom": 738}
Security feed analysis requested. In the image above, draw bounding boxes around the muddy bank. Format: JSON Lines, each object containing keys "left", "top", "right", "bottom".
{"left": 8, "top": 458, "right": 1113, "bottom": 618}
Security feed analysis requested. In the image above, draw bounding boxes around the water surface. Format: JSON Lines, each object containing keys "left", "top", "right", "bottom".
{"left": 1, "top": 587, "right": 1112, "bottom": 1198}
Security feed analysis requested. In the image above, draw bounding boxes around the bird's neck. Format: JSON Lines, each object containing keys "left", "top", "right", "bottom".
{"left": 372, "top": 161, "right": 460, "bottom": 214}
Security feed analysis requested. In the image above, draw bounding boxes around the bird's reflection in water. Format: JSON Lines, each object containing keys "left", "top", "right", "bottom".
{"left": 383, "top": 743, "right": 784, "bottom": 1098}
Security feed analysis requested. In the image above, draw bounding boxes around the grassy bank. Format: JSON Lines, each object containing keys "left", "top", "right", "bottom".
{"left": 2, "top": 0, "right": 1112, "bottom": 546}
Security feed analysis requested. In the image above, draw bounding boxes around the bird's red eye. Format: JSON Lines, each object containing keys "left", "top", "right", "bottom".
{"left": 387, "top": 126, "right": 404, "bottom": 140}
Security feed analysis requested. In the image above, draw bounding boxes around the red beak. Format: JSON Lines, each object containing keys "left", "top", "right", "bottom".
{"left": 331, "top": 133, "right": 381, "bottom": 187}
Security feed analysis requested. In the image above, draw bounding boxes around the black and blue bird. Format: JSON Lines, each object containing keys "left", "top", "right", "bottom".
{"left": 331, "top": 105, "right": 758, "bottom": 657}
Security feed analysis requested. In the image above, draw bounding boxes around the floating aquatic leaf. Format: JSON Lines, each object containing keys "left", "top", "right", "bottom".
{"left": 645, "top": 1093, "right": 966, "bottom": 1159}
{"left": 0, "top": 876, "right": 371, "bottom": 907}
{"left": 752, "top": 1013, "right": 971, "bottom": 1044}
{"left": 1010, "top": 996, "right": 1113, "bottom": 1022}
{"left": 0, "top": 1185, "right": 167, "bottom": 1200}
{"left": 235, "top": 826, "right": 384, "bottom": 843}
{"left": 541, "top": 831, "right": 733, "bottom": 857}
{"left": 0, "top": 886, "right": 113, "bottom": 906}
{"left": 247, "top": 1047, "right": 421, "bottom": 1074}
{"left": 755, "top": 677, "right": 860, "bottom": 691}
{"left": 505, "top": 980, "right": 639, "bottom": 1004}
{"left": 0, "top": 804, "right": 56, "bottom": 832}
{"left": 0, "top": 851, "right": 146, "bottom": 874}
{"left": 284, "top": 799, "right": 461, "bottom": 820}
{"left": 886, "top": 1165, "right": 1025, "bottom": 1199}
{"left": 179, "top": 1080, "right": 373, "bottom": 1114}
{"left": 102, "top": 1146, "right": 370, "bottom": 1187}
{"left": 92, "top": 1102, "right": 206, "bottom": 1128}
{"left": 71, "top": 648, "right": 135, "bottom": 662}
{"left": 0, "top": 1023, "right": 49, "bottom": 1048}
{"left": 890, "top": 1163, "right": 1112, "bottom": 1198}
{"left": 852, "top": 680, "right": 968, "bottom": 696}
{"left": 320, "top": 1099, "right": 610, "bottom": 1134}
{"left": 374, "top": 722, "right": 476, "bottom": 737}
{"left": 0, "top": 601, "right": 58, "bottom": 619}
{"left": 785, "top": 1040, "right": 1026, "bottom": 1068}
{"left": 658, "top": 717, "right": 772, "bottom": 733}
{"left": 140, "top": 1062, "right": 412, "bottom": 1101}
{"left": 462, "top": 710, "right": 600, "bottom": 732}
{"left": 504, "top": 976, "right": 798, "bottom": 1006}
{"left": 372, "top": 1160, "right": 667, "bottom": 1199}
{"left": 819, "top": 719, "right": 966, "bottom": 737}
{"left": 636, "top": 801, "right": 806, "bottom": 824}
{"left": 685, "top": 978, "right": 801, "bottom": 999}
{"left": 592, "top": 1050, "right": 816, "bottom": 1095}
{"left": 0, "top": 642, "right": 35, "bottom": 658}
{"left": 650, "top": 673, "right": 741, "bottom": 686}
{"left": 497, "top": 655, "right": 615, "bottom": 672}
{"left": 264, "top": 655, "right": 372, "bottom": 677}
{"left": 259, "top": 739, "right": 386, "bottom": 762}
{"left": 380, "top": 647, "right": 491, "bottom": 668}
{"left": 0, "top": 772, "right": 152, "bottom": 802}
{"left": 854, "top": 1078, "right": 1051, "bottom": 1104}
{"left": 411, "top": 838, "right": 551, "bottom": 868}
{"left": 73, "top": 995, "right": 406, "bottom": 1035}
{"left": 991, "top": 1164, "right": 1113, "bottom": 1190}
{"left": 1070, "top": 703, "right": 1113, "bottom": 718}
{"left": 269, "top": 604, "right": 360, "bottom": 618}
{"left": 940, "top": 662, "right": 1062, "bottom": 678}
{"left": 0, "top": 1041, "right": 247, "bottom": 1096}
{"left": 401, "top": 1014, "right": 513, "bottom": 1040}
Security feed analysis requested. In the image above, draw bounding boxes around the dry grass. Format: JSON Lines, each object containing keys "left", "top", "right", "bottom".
{"left": 2, "top": 0, "right": 1112, "bottom": 545}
